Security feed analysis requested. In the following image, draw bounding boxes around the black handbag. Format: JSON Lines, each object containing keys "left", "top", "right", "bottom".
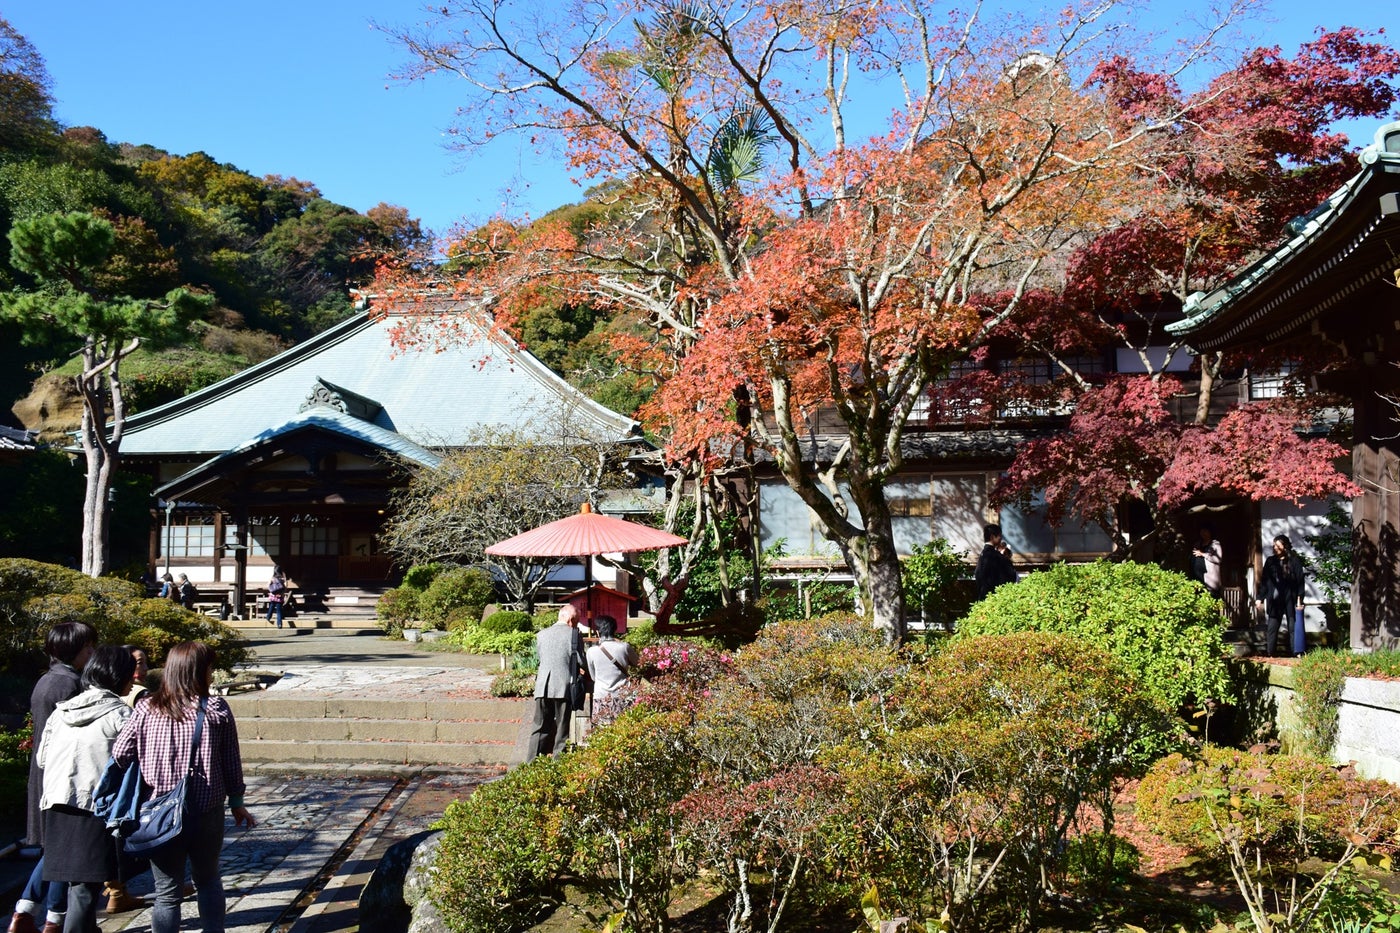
{"left": 124, "top": 697, "right": 206, "bottom": 856}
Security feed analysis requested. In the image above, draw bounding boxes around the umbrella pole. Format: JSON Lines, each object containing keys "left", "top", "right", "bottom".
{"left": 585, "top": 558, "right": 594, "bottom": 624}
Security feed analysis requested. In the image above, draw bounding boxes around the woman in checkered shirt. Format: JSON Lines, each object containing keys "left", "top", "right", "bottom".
{"left": 111, "top": 643, "right": 256, "bottom": 933}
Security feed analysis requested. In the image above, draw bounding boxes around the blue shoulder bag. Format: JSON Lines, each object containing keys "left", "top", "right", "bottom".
{"left": 124, "top": 697, "right": 207, "bottom": 856}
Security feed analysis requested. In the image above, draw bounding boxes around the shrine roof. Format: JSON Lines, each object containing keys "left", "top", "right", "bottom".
{"left": 118, "top": 298, "right": 641, "bottom": 459}
{"left": 1167, "top": 121, "right": 1400, "bottom": 352}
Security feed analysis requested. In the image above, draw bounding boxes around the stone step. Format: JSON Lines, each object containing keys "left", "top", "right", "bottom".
{"left": 239, "top": 716, "right": 521, "bottom": 744}
{"left": 227, "top": 693, "right": 528, "bottom": 768}
{"left": 227, "top": 696, "right": 525, "bottom": 721}
{"left": 237, "top": 737, "right": 518, "bottom": 767}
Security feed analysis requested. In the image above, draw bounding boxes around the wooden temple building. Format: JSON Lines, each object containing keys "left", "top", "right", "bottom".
{"left": 117, "top": 299, "right": 641, "bottom": 615}
{"left": 1169, "top": 120, "right": 1400, "bottom": 648}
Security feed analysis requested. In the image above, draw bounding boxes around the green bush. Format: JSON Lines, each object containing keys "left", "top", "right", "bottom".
{"left": 847, "top": 632, "right": 1175, "bottom": 930}
{"left": 402, "top": 563, "right": 445, "bottom": 591}
{"left": 0, "top": 559, "right": 249, "bottom": 675}
{"left": 490, "top": 669, "right": 535, "bottom": 697}
{"left": 623, "top": 618, "right": 658, "bottom": 650}
{"left": 431, "top": 755, "right": 576, "bottom": 933}
{"left": 446, "top": 627, "right": 536, "bottom": 655}
{"left": 478, "top": 610, "right": 532, "bottom": 635}
{"left": 417, "top": 567, "right": 496, "bottom": 631}
{"left": 1290, "top": 649, "right": 1349, "bottom": 759}
{"left": 531, "top": 609, "right": 559, "bottom": 632}
{"left": 375, "top": 587, "right": 418, "bottom": 637}
{"left": 956, "top": 560, "right": 1232, "bottom": 712}
{"left": 901, "top": 537, "right": 973, "bottom": 630}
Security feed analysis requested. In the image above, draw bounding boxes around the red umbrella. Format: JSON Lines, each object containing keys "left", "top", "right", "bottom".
{"left": 485, "top": 502, "right": 688, "bottom": 557}
{"left": 485, "top": 503, "right": 688, "bottom": 623}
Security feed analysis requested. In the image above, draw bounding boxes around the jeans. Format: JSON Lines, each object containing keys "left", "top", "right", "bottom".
{"left": 21, "top": 857, "right": 67, "bottom": 915}
{"left": 266, "top": 599, "right": 283, "bottom": 628}
{"left": 149, "top": 807, "right": 226, "bottom": 933}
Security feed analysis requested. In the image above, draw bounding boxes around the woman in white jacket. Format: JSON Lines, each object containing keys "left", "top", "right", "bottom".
{"left": 37, "top": 646, "right": 136, "bottom": 933}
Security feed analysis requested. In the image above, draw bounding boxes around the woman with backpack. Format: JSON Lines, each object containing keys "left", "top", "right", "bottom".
{"left": 35, "top": 646, "right": 135, "bottom": 933}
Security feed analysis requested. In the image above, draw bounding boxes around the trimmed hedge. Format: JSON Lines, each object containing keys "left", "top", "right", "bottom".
{"left": 0, "top": 559, "right": 249, "bottom": 675}
{"left": 956, "top": 560, "right": 1232, "bottom": 711}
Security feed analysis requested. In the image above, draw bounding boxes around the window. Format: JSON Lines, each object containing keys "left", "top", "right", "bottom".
{"left": 291, "top": 525, "right": 339, "bottom": 557}
{"left": 931, "top": 360, "right": 988, "bottom": 421}
{"left": 997, "top": 357, "right": 1053, "bottom": 417}
{"left": 250, "top": 522, "right": 277, "bottom": 559}
{"left": 163, "top": 515, "right": 217, "bottom": 558}
{"left": 1249, "top": 363, "right": 1298, "bottom": 401}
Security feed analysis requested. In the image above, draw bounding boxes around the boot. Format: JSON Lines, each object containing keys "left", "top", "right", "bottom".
{"left": 7, "top": 913, "right": 38, "bottom": 933}
{"left": 104, "top": 884, "right": 144, "bottom": 913}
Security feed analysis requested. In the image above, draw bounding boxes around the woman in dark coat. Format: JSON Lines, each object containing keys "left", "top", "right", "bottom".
{"left": 11, "top": 621, "right": 96, "bottom": 933}
{"left": 1257, "top": 534, "right": 1306, "bottom": 657}
{"left": 37, "top": 647, "right": 135, "bottom": 933}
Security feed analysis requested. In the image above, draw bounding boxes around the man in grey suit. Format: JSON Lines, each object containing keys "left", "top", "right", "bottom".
{"left": 528, "top": 603, "right": 586, "bottom": 760}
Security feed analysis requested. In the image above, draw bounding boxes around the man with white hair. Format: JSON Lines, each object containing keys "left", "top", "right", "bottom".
{"left": 528, "top": 604, "right": 586, "bottom": 760}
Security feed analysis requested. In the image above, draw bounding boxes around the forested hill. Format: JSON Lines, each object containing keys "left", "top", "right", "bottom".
{"left": 0, "top": 16, "right": 427, "bottom": 438}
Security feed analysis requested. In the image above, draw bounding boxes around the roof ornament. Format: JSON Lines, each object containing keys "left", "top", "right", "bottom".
{"left": 298, "top": 377, "right": 384, "bottom": 422}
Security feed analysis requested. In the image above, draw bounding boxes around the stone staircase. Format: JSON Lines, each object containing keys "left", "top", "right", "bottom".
{"left": 227, "top": 693, "right": 529, "bottom": 770}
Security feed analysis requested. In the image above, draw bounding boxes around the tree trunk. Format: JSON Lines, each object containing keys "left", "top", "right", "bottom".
{"left": 1194, "top": 351, "right": 1221, "bottom": 425}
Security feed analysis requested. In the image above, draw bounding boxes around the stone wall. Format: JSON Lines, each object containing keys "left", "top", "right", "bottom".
{"left": 1266, "top": 663, "right": 1400, "bottom": 783}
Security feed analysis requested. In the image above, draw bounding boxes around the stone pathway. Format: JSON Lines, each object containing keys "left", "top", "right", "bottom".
{"left": 97, "top": 773, "right": 398, "bottom": 932}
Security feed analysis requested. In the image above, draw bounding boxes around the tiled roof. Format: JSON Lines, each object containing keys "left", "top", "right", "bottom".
{"left": 119, "top": 301, "right": 640, "bottom": 458}
{"left": 0, "top": 426, "right": 38, "bottom": 450}
{"left": 154, "top": 408, "right": 443, "bottom": 499}
{"left": 1168, "top": 121, "right": 1400, "bottom": 346}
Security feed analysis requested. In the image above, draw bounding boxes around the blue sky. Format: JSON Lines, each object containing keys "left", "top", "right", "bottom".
{"left": 6, "top": 0, "right": 1397, "bottom": 238}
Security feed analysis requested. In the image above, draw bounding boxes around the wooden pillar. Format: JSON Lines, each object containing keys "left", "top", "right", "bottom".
{"left": 1350, "top": 391, "right": 1400, "bottom": 649}
{"left": 232, "top": 501, "right": 249, "bottom": 620}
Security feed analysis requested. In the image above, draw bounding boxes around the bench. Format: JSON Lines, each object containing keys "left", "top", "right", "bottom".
{"left": 212, "top": 673, "right": 279, "bottom": 696}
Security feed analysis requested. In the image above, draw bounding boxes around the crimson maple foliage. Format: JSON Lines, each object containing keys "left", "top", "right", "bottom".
{"left": 996, "top": 377, "right": 1363, "bottom": 551}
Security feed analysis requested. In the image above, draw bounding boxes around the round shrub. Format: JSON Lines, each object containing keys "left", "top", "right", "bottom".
{"left": 375, "top": 587, "right": 417, "bottom": 637}
{"left": 956, "top": 560, "right": 1232, "bottom": 710}
{"left": 0, "top": 559, "right": 249, "bottom": 675}
{"left": 531, "top": 609, "right": 558, "bottom": 632}
{"left": 431, "top": 755, "right": 575, "bottom": 933}
{"left": 1137, "top": 745, "right": 1400, "bottom": 860}
{"left": 402, "top": 562, "right": 444, "bottom": 591}
{"left": 417, "top": 567, "right": 496, "bottom": 630}
{"left": 479, "top": 610, "right": 532, "bottom": 635}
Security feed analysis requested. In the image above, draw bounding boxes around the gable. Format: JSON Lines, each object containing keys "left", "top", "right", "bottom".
{"left": 119, "top": 301, "right": 640, "bottom": 458}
